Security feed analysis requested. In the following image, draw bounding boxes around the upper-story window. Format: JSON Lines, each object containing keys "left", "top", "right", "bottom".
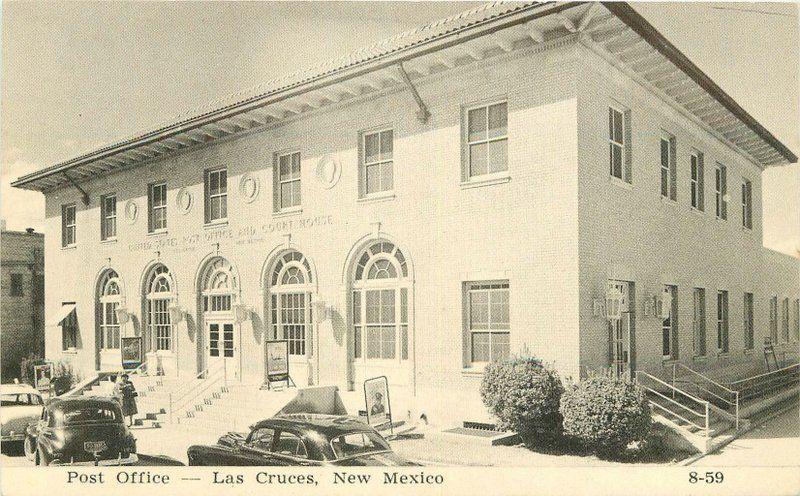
{"left": 148, "top": 182, "right": 167, "bottom": 233}
{"left": 10, "top": 274, "right": 24, "bottom": 297}
{"left": 204, "top": 168, "right": 227, "bottom": 224}
{"left": 715, "top": 163, "right": 728, "bottom": 220}
{"left": 608, "top": 106, "right": 631, "bottom": 183}
{"left": 782, "top": 297, "right": 790, "bottom": 342}
{"left": 465, "top": 101, "right": 508, "bottom": 180}
{"left": 690, "top": 151, "right": 705, "bottom": 211}
{"left": 660, "top": 133, "right": 676, "bottom": 200}
{"left": 100, "top": 194, "right": 117, "bottom": 241}
{"left": 769, "top": 295, "right": 778, "bottom": 342}
{"left": 276, "top": 152, "right": 301, "bottom": 210}
{"left": 62, "top": 204, "right": 76, "bottom": 247}
{"left": 741, "top": 178, "right": 753, "bottom": 229}
{"left": 716, "top": 290, "right": 729, "bottom": 353}
{"left": 362, "top": 129, "right": 394, "bottom": 196}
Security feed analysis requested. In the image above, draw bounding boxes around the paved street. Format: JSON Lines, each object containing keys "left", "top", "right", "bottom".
{"left": 0, "top": 439, "right": 183, "bottom": 467}
{"left": 691, "top": 400, "right": 799, "bottom": 467}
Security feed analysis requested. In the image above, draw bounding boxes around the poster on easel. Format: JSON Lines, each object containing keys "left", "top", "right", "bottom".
{"left": 764, "top": 337, "right": 778, "bottom": 371}
{"left": 33, "top": 363, "right": 54, "bottom": 393}
{"left": 364, "top": 376, "right": 392, "bottom": 434}
{"left": 265, "top": 339, "right": 292, "bottom": 389}
{"left": 121, "top": 336, "right": 143, "bottom": 370}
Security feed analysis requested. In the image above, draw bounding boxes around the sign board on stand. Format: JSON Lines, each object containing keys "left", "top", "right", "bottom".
{"left": 264, "top": 339, "right": 294, "bottom": 390}
{"left": 364, "top": 376, "right": 392, "bottom": 435}
{"left": 33, "top": 363, "right": 54, "bottom": 393}
{"left": 121, "top": 337, "right": 143, "bottom": 370}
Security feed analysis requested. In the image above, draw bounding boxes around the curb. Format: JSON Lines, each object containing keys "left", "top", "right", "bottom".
{"left": 682, "top": 395, "right": 798, "bottom": 466}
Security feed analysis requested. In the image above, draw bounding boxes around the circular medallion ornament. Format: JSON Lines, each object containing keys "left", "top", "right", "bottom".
{"left": 176, "top": 188, "right": 193, "bottom": 215}
{"left": 315, "top": 154, "right": 341, "bottom": 190}
{"left": 124, "top": 200, "right": 138, "bottom": 224}
{"left": 238, "top": 173, "right": 260, "bottom": 203}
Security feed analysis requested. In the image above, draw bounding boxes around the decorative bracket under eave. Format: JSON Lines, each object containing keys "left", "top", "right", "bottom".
{"left": 63, "top": 172, "right": 90, "bottom": 206}
{"left": 397, "top": 62, "right": 431, "bottom": 124}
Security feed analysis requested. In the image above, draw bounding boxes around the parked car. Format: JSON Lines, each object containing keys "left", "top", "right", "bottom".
{"left": 1, "top": 384, "right": 44, "bottom": 445}
{"left": 24, "top": 396, "right": 138, "bottom": 466}
{"left": 187, "top": 414, "right": 419, "bottom": 466}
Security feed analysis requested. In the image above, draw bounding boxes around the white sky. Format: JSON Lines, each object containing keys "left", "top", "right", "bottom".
{"left": 1, "top": 1, "right": 798, "bottom": 255}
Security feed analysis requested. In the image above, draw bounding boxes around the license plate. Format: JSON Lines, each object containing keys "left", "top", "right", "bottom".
{"left": 84, "top": 441, "right": 107, "bottom": 453}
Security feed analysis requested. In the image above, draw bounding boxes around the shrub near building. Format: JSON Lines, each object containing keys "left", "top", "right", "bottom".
{"left": 480, "top": 357, "right": 564, "bottom": 441}
{"left": 560, "top": 375, "right": 652, "bottom": 455}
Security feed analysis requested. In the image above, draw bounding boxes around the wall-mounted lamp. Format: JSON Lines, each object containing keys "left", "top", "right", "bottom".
{"left": 233, "top": 303, "right": 251, "bottom": 323}
{"left": 114, "top": 307, "right": 130, "bottom": 325}
{"left": 168, "top": 304, "right": 184, "bottom": 323}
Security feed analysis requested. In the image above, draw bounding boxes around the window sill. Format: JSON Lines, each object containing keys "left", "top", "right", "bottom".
{"left": 273, "top": 207, "right": 303, "bottom": 218}
{"left": 692, "top": 355, "right": 707, "bottom": 362}
{"left": 460, "top": 173, "right": 510, "bottom": 190}
{"left": 62, "top": 348, "right": 78, "bottom": 355}
{"left": 659, "top": 196, "right": 678, "bottom": 206}
{"left": 743, "top": 348, "right": 754, "bottom": 355}
{"left": 61, "top": 245, "right": 77, "bottom": 251}
{"left": 690, "top": 207, "right": 705, "bottom": 216}
{"left": 609, "top": 176, "right": 632, "bottom": 190}
{"left": 147, "top": 230, "right": 169, "bottom": 237}
{"left": 357, "top": 192, "right": 396, "bottom": 204}
{"left": 715, "top": 216, "right": 728, "bottom": 223}
{"left": 100, "top": 238, "right": 118, "bottom": 245}
{"left": 204, "top": 220, "right": 229, "bottom": 230}
{"left": 716, "top": 351, "right": 730, "bottom": 358}
{"left": 462, "top": 365, "right": 487, "bottom": 377}
{"left": 741, "top": 226, "right": 753, "bottom": 233}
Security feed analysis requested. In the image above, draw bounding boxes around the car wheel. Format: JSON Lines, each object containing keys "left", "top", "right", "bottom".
{"left": 23, "top": 436, "right": 36, "bottom": 461}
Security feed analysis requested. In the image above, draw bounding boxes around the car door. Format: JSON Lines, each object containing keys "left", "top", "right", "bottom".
{"left": 268, "top": 430, "right": 317, "bottom": 466}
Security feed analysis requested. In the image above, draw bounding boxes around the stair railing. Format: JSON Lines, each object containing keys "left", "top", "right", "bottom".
{"left": 167, "top": 363, "right": 225, "bottom": 423}
{"left": 672, "top": 363, "right": 740, "bottom": 430}
{"left": 636, "top": 370, "right": 711, "bottom": 437}
{"left": 729, "top": 362, "right": 799, "bottom": 403}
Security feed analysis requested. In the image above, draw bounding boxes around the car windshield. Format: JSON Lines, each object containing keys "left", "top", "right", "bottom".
{"left": 0, "top": 393, "right": 43, "bottom": 407}
{"left": 330, "top": 431, "right": 390, "bottom": 459}
{"left": 55, "top": 404, "right": 122, "bottom": 426}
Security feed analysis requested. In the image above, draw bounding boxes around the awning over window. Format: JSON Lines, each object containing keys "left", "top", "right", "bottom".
{"left": 49, "top": 303, "right": 76, "bottom": 326}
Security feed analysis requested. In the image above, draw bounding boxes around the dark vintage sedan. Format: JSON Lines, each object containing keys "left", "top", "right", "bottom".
{"left": 187, "top": 414, "right": 419, "bottom": 466}
{"left": 24, "top": 396, "right": 138, "bottom": 466}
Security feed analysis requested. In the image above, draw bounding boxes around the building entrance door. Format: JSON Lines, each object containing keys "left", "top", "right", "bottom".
{"left": 608, "top": 280, "right": 635, "bottom": 377}
{"left": 206, "top": 320, "right": 238, "bottom": 380}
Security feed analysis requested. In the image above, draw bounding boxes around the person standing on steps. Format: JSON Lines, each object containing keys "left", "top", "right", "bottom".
{"left": 113, "top": 373, "right": 138, "bottom": 427}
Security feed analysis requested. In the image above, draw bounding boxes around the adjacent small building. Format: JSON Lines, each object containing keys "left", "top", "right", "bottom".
{"left": 10, "top": 2, "right": 800, "bottom": 422}
{"left": 1, "top": 222, "right": 45, "bottom": 382}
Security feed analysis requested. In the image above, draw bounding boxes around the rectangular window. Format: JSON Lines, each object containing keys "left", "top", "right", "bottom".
{"left": 692, "top": 288, "right": 706, "bottom": 357}
{"left": 101, "top": 301, "right": 120, "bottom": 349}
{"left": 795, "top": 299, "right": 800, "bottom": 341}
{"left": 61, "top": 307, "right": 78, "bottom": 350}
{"left": 608, "top": 107, "right": 624, "bottom": 180}
{"left": 10, "top": 274, "right": 24, "bottom": 297}
{"left": 62, "top": 204, "right": 76, "bottom": 247}
{"left": 271, "top": 292, "right": 309, "bottom": 356}
{"left": 743, "top": 293, "right": 754, "bottom": 350}
{"left": 277, "top": 152, "right": 302, "bottom": 210}
{"left": 100, "top": 194, "right": 117, "bottom": 241}
{"left": 741, "top": 179, "right": 753, "bottom": 229}
{"left": 466, "top": 101, "right": 508, "bottom": 179}
{"left": 690, "top": 152, "right": 705, "bottom": 211}
{"left": 717, "top": 291, "right": 729, "bottom": 353}
{"left": 782, "top": 297, "right": 790, "bottom": 342}
{"left": 150, "top": 299, "right": 172, "bottom": 351}
{"left": 466, "top": 281, "right": 510, "bottom": 364}
{"left": 715, "top": 163, "right": 727, "bottom": 219}
{"left": 204, "top": 168, "right": 227, "bottom": 224}
{"left": 148, "top": 182, "right": 168, "bottom": 232}
{"left": 661, "top": 285, "right": 677, "bottom": 359}
{"left": 660, "top": 134, "right": 676, "bottom": 200}
{"left": 352, "top": 288, "right": 407, "bottom": 361}
{"left": 362, "top": 129, "right": 394, "bottom": 196}
{"left": 769, "top": 296, "right": 778, "bottom": 343}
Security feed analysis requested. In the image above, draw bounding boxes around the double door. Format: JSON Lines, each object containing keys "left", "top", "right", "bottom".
{"left": 206, "top": 320, "right": 239, "bottom": 380}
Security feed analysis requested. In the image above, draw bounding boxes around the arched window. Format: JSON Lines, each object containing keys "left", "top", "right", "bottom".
{"left": 199, "top": 257, "right": 237, "bottom": 314}
{"left": 98, "top": 269, "right": 122, "bottom": 350}
{"left": 269, "top": 251, "right": 313, "bottom": 356}
{"left": 199, "top": 256, "right": 237, "bottom": 360}
{"left": 144, "top": 264, "right": 174, "bottom": 352}
{"left": 351, "top": 241, "right": 409, "bottom": 361}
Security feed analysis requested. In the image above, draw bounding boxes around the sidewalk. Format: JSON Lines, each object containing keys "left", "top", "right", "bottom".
{"left": 689, "top": 400, "right": 799, "bottom": 467}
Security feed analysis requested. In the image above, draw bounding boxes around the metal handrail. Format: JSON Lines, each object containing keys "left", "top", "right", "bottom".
{"left": 170, "top": 364, "right": 221, "bottom": 407}
{"left": 169, "top": 371, "right": 225, "bottom": 417}
{"left": 729, "top": 363, "right": 799, "bottom": 388}
{"left": 674, "top": 362, "right": 736, "bottom": 395}
{"left": 673, "top": 379, "right": 734, "bottom": 407}
{"left": 636, "top": 371, "right": 711, "bottom": 436}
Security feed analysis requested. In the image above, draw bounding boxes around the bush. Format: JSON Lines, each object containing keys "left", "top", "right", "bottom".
{"left": 480, "top": 357, "right": 564, "bottom": 439}
{"left": 560, "top": 375, "right": 652, "bottom": 455}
